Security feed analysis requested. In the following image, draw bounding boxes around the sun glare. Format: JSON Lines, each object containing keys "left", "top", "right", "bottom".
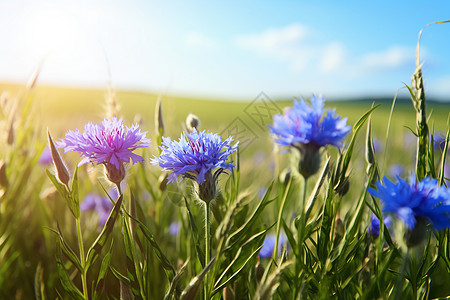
{"left": 22, "top": 4, "right": 87, "bottom": 58}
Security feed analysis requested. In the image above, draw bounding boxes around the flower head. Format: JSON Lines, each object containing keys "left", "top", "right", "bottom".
{"left": 58, "top": 117, "right": 151, "bottom": 170}
{"left": 38, "top": 146, "right": 53, "bottom": 165}
{"left": 259, "top": 233, "right": 287, "bottom": 258}
{"left": 368, "top": 214, "right": 391, "bottom": 238}
{"left": 368, "top": 176, "right": 450, "bottom": 231}
{"left": 269, "top": 96, "right": 350, "bottom": 150}
{"left": 80, "top": 189, "right": 117, "bottom": 227}
{"left": 151, "top": 129, "right": 238, "bottom": 184}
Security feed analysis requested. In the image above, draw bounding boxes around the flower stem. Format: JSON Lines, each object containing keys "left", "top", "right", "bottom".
{"left": 204, "top": 202, "right": 211, "bottom": 300}
{"left": 294, "top": 176, "right": 308, "bottom": 298}
{"left": 76, "top": 217, "right": 89, "bottom": 300}
{"left": 272, "top": 176, "right": 292, "bottom": 261}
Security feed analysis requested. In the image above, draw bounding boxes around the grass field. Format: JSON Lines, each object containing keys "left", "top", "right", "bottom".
{"left": 1, "top": 80, "right": 450, "bottom": 299}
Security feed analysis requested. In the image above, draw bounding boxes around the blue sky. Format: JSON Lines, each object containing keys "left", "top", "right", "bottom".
{"left": 1, "top": 0, "right": 450, "bottom": 100}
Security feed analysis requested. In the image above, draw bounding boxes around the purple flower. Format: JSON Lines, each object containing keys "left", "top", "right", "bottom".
{"left": 388, "top": 164, "right": 405, "bottom": 178}
{"left": 269, "top": 96, "right": 350, "bottom": 150}
{"left": 169, "top": 222, "right": 181, "bottom": 235}
{"left": 151, "top": 129, "right": 238, "bottom": 184}
{"left": 58, "top": 118, "right": 151, "bottom": 170}
{"left": 432, "top": 133, "right": 446, "bottom": 152}
{"left": 81, "top": 189, "right": 118, "bottom": 227}
{"left": 38, "top": 146, "right": 53, "bottom": 165}
{"left": 368, "top": 213, "right": 391, "bottom": 237}
{"left": 259, "top": 233, "right": 287, "bottom": 258}
{"left": 368, "top": 176, "right": 450, "bottom": 230}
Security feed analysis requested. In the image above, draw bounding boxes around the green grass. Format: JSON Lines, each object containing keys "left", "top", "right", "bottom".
{"left": 1, "top": 80, "right": 450, "bottom": 299}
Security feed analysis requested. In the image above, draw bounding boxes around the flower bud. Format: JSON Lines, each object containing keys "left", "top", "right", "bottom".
{"left": 186, "top": 113, "right": 200, "bottom": 133}
{"left": 279, "top": 168, "right": 291, "bottom": 186}
{"left": 158, "top": 173, "right": 169, "bottom": 192}
{"left": 255, "top": 256, "right": 265, "bottom": 283}
{"left": 104, "top": 162, "right": 126, "bottom": 186}
{"left": 294, "top": 143, "right": 321, "bottom": 179}
{"left": 48, "top": 130, "right": 70, "bottom": 186}
{"left": 404, "top": 217, "right": 429, "bottom": 248}
{"left": 223, "top": 285, "right": 235, "bottom": 300}
{"left": 198, "top": 170, "right": 217, "bottom": 203}
{"left": 155, "top": 96, "right": 165, "bottom": 136}
{"left": 0, "top": 161, "right": 8, "bottom": 188}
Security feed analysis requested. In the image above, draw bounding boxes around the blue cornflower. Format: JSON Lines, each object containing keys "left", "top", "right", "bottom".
{"left": 269, "top": 95, "right": 350, "bottom": 150}
{"left": 269, "top": 96, "right": 350, "bottom": 178}
{"left": 368, "top": 213, "right": 391, "bottom": 238}
{"left": 151, "top": 129, "right": 238, "bottom": 202}
{"left": 151, "top": 129, "right": 238, "bottom": 184}
{"left": 259, "top": 233, "right": 287, "bottom": 258}
{"left": 368, "top": 176, "right": 450, "bottom": 231}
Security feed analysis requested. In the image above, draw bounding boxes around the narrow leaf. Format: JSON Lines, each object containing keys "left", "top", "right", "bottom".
{"left": 86, "top": 194, "right": 123, "bottom": 270}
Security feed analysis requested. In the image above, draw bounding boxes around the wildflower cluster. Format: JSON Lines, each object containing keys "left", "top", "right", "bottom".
{"left": 369, "top": 176, "right": 450, "bottom": 231}
{"left": 269, "top": 95, "right": 350, "bottom": 178}
{"left": 58, "top": 117, "right": 150, "bottom": 184}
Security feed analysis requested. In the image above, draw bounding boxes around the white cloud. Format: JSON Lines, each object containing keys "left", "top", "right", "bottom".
{"left": 235, "top": 23, "right": 314, "bottom": 71}
{"left": 429, "top": 75, "right": 450, "bottom": 97}
{"left": 319, "top": 42, "right": 346, "bottom": 73}
{"left": 185, "top": 32, "right": 219, "bottom": 51}
{"left": 235, "top": 24, "right": 415, "bottom": 79}
{"left": 357, "top": 46, "right": 415, "bottom": 71}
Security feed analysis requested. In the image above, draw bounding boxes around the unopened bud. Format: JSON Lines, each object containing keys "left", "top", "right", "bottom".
{"left": 223, "top": 285, "right": 235, "bottom": 300}
{"left": 294, "top": 143, "right": 321, "bottom": 179}
{"left": 0, "top": 161, "right": 8, "bottom": 188}
{"left": 334, "top": 178, "right": 350, "bottom": 197}
{"left": 198, "top": 170, "right": 216, "bottom": 203}
{"left": 186, "top": 113, "right": 200, "bottom": 133}
{"left": 279, "top": 168, "right": 291, "bottom": 185}
{"left": 105, "top": 162, "right": 126, "bottom": 185}
{"left": 47, "top": 130, "right": 70, "bottom": 186}
{"left": 155, "top": 96, "right": 164, "bottom": 136}
{"left": 405, "top": 217, "right": 429, "bottom": 248}
{"left": 255, "top": 256, "right": 265, "bottom": 283}
{"left": 158, "top": 173, "right": 169, "bottom": 192}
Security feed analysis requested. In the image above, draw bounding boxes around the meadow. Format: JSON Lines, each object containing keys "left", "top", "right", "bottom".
{"left": 0, "top": 64, "right": 450, "bottom": 300}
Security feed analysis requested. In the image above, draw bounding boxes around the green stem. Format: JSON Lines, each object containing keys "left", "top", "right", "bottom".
{"left": 294, "top": 176, "right": 308, "bottom": 298}
{"left": 272, "top": 176, "right": 293, "bottom": 262}
{"left": 204, "top": 202, "right": 211, "bottom": 300}
{"left": 76, "top": 217, "right": 89, "bottom": 300}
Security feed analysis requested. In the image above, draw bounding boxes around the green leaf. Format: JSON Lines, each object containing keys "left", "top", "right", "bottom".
{"left": 184, "top": 197, "right": 204, "bottom": 267}
{"left": 34, "top": 263, "right": 46, "bottom": 300}
{"left": 95, "top": 242, "right": 113, "bottom": 293}
{"left": 226, "top": 181, "right": 274, "bottom": 249}
{"left": 55, "top": 243, "right": 84, "bottom": 300}
{"left": 164, "top": 259, "right": 189, "bottom": 300}
{"left": 122, "top": 217, "right": 143, "bottom": 300}
{"left": 46, "top": 225, "right": 82, "bottom": 272}
{"left": 85, "top": 194, "right": 123, "bottom": 270}
{"left": 338, "top": 105, "right": 380, "bottom": 185}
{"left": 212, "top": 245, "right": 263, "bottom": 295}
{"left": 180, "top": 258, "right": 215, "bottom": 300}
{"left": 46, "top": 169, "right": 78, "bottom": 218}
{"left": 133, "top": 215, "right": 176, "bottom": 280}
{"left": 282, "top": 219, "right": 298, "bottom": 257}
{"left": 71, "top": 167, "right": 80, "bottom": 218}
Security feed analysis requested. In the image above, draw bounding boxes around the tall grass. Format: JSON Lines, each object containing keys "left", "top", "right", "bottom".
{"left": 0, "top": 22, "right": 449, "bottom": 300}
